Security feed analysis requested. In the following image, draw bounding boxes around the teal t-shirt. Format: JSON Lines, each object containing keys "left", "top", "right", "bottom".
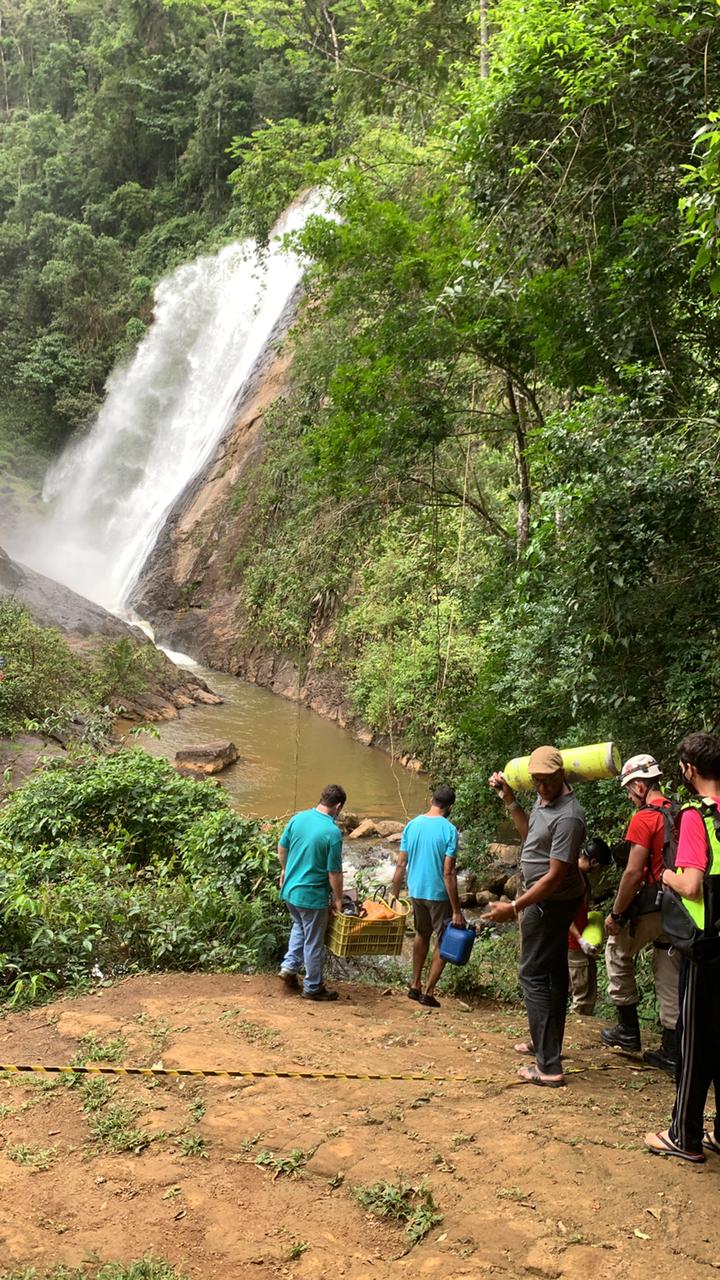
{"left": 400, "top": 814, "right": 458, "bottom": 901}
{"left": 279, "top": 808, "right": 343, "bottom": 910}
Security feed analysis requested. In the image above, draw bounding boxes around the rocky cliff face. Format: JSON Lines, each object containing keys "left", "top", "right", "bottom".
{"left": 131, "top": 336, "right": 371, "bottom": 739}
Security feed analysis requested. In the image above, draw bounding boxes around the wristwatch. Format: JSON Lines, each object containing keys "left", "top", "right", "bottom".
{"left": 610, "top": 910, "right": 626, "bottom": 925}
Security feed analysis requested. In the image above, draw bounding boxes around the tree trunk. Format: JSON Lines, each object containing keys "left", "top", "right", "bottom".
{"left": 506, "top": 379, "right": 531, "bottom": 558}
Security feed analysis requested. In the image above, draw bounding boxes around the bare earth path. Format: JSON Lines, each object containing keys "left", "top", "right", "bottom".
{"left": 0, "top": 973, "right": 717, "bottom": 1278}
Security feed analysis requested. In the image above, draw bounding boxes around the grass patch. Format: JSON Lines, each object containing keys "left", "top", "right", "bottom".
{"left": 355, "top": 1180, "right": 442, "bottom": 1245}
{"left": 72, "top": 1033, "right": 128, "bottom": 1066}
{"left": 177, "top": 1134, "right": 208, "bottom": 1159}
{"left": 6, "top": 1143, "right": 56, "bottom": 1171}
{"left": 87, "top": 1101, "right": 148, "bottom": 1154}
{"left": 255, "top": 1148, "right": 311, "bottom": 1179}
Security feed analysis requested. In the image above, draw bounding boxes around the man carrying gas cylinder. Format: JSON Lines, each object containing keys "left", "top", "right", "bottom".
{"left": 600, "top": 754, "right": 680, "bottom": 1076}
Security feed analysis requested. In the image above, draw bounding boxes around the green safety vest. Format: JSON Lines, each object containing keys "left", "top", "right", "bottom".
{"left": 661, "top": 797, "right": 720, "bottom": 962}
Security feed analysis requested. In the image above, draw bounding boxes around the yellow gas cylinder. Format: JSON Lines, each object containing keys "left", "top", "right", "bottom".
{"left": 503, "top": 742, "right": 621, "bottom": 792}
{"left": 581, "top": 911, "right": 604, "bottom": 949}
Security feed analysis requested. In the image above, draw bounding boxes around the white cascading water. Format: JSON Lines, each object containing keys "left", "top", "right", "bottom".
{"left": 13, "top": 193, "right": 322, "bottom": 614}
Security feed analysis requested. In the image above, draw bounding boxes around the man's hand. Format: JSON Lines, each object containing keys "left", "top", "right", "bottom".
{"left": 482, "top": 901, "right": 515, "bottom": 924}
{"left": 578, "top": 937, "right": 597, "bottom": 957}
{"left": 451, "top": 911, "right": 464, "bottom": 927}
{"left": 488, "top": 770, "right": 515, "bottom": 807}
{"left": 333, "top": 897, "right": 343, "bottom": 914}
{"left": 605, "top": 912, "right": 621, "bottom": 937}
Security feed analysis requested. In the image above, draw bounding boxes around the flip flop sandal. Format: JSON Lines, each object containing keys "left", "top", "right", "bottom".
{"left": 645, "top": 1130, "right": 705, "bottom": 1163}
{"left": 703, "top": 1131, "right": 720, "bottom": 1156}
{"left": 517, "top": 1064, "right": 566, "bottom": 1088}
{"left": 514, "top": 1042, "right": 536, "bottom": 1056}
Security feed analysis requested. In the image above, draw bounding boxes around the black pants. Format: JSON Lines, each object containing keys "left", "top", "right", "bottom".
{"left": 519, "top": 898, "right": 582, "bottom": 1075}
{"left": 669, "top": 955, "right": 720, "bottom": 1153}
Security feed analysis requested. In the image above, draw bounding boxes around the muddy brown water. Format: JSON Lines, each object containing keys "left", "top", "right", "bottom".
{"left": 135, "top": 667, "right": 429, "bottom": 820}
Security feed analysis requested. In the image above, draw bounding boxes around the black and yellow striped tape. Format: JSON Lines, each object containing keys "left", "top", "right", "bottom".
{"left": 0, "top": 1061, "right": 654, "bottom": 1083}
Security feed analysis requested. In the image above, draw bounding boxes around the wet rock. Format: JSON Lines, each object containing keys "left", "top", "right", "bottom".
{"left": 384, "top": 831, "right": 403, "bottom": 844}
{"left": 504, "top": 875, "right": 518, "bottom": 898}
{"left": 347, "top": 819, "right": 379, "bottom": 839}
{"left": 336, "top": 811, "right": 360, "bottom": 834}
{"left": 375, "top": 820, "right": 405, "bottom": 837}
{"left": 487, "top": 841, "right": 521, "bottom": 867}
{"left": 191, "top": 688, "right": 223, "bottom": 706}
{"left": 175, "top": 740, "right": 239, "bottom": 775}
{"left": 475, "top": 890, "right": 492, "bottom": 909}
{"left": 459, "top": 893, "right": 477, "bottom": 908}
{"left": 482, "top": 859, "right": 514, "bottom": 896}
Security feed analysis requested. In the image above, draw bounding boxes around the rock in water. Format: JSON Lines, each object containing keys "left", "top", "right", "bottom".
{"left": 175, "top": 741, "right": 239, "bottom": 775}
{"left": 375, "top": 820, "right": 405, "bottom": 837}
{"left": 347, "top": 818, "right": 379, "bottom": 839}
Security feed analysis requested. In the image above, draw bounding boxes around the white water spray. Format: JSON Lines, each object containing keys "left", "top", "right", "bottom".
{"left": 13, "top": 194, "right": 321, "bottom": 613}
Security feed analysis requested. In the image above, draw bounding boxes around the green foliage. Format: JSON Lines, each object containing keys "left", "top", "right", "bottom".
{"left": 255, "top": 1146, "right": 310, "bottom": 1176}
{"left": 0, "top": 751, "right": 226, "bottom": 862}
{"left": 0, "top": 0, "right": 335, "bottom": 473}
{"left": 0, "top": 750, "right": 286, "bottom": 1004}
{"left": 0, "top": 600, "right": 82, "bottom": 737}
{"left": 355, "top": 1179, "right": 442, "bottom": 1244}
{"left": 0, "top": 601, "right": 171, "bottom": 741}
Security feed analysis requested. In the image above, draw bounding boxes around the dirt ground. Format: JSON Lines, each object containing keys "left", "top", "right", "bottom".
{"left": 0, "top": 973, "right": 717, "bottom": 1279}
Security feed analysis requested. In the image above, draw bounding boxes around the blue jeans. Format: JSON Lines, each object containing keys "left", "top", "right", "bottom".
{"left": 281, "top": 904, "right": 329, "bottom": 993}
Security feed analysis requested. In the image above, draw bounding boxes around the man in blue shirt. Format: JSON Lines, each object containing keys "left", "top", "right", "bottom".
{"left": 390, "top": 784, "right": 462, "bottom": 1008}
{"left": 278, "top": 783, "right": 346, "bottom": 1002}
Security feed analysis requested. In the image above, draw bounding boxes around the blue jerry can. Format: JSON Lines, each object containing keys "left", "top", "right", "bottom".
{"left": 439, "top": 922, "right": 476, "bottom": 966}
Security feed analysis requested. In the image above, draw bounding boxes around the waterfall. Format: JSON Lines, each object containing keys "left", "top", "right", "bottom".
{"left": 14, "top": 193, "right": 321, "bottom": 614}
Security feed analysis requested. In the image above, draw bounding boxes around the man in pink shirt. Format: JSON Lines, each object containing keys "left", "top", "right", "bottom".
{"left": 645, "top": 732, "right": 720, "bottom": 1163}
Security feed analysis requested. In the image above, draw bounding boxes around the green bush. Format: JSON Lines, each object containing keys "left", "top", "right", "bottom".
{"left": 0, "top": 750, "right": 286, "bottom": 1005}
{"left": 0, "top": 752, "right": 227, "bottom": 864}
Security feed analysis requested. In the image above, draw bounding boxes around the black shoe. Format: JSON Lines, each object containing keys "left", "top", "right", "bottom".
{"left": 600, "top": 1003, "right": 641, "bottom": 1052}
{"left": 643, "top": 1028, "right": 677, "bottom": 1079}
{"left": 302, "top": 986, "right": 339, "bottom": 1002}
{"left": 279, "top": 968, "right": 300, "bottom": 990}
{"left": 407, "top": 987, "right": 422, "bottom": 1002}
{"left": 419, "top": 993, "right": 441, "bottom": 1008}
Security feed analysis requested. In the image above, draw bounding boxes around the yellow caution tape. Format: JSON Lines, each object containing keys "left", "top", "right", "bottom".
{"left": 0, "top": 1061, "right": 655, "bottom": 1083}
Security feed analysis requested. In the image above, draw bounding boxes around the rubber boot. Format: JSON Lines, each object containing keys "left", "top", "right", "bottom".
{"left": 600, "top": 1003, "right": 641, "bottom": 1052}
{"left": 643, "top": 1027, "right": 678, "bottom": 1079}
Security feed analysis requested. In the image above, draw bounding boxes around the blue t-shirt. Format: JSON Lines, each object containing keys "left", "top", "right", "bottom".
{"left": 279, "top": 808, "right": 343, "bottom": 910}
{"left": 400, "top": 814, "right": 458, "bottom": 901}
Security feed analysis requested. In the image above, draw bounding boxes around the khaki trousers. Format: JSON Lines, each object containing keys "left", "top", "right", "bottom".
{"left": 604, "top": 910, "right": 680, "bottom": 1029}
{"left": 568, "top": 950, "right": 597, "bottom": 1015}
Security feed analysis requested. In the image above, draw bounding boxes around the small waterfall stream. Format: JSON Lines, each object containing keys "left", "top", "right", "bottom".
{"left": 13, "top": 194, "right": 321, "bottom": 613}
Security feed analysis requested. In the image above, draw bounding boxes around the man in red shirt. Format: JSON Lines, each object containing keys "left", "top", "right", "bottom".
{"left": 645, "top": 732, "right": 720, "bottom": 1162}
{"left": 600, "top": 754, "right": 680, "bottom": 1075}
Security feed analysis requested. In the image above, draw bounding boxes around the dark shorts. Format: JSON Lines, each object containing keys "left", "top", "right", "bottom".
{"left": 412, "top": 897, "right": 452, "bottom": 939}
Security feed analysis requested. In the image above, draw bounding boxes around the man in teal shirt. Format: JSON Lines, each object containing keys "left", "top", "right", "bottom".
{"left": 277, "top": 783, "right": 346, "bottom": 1001}
{"left": 391, "top": 784, "right": 462, "bottom": 1008}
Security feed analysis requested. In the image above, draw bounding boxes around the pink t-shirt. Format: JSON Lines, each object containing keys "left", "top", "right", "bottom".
{"left": 676, "top": 798, "right": 720, "bottom": 872}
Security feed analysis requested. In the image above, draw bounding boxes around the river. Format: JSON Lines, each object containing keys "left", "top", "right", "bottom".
{"left": 134, "top": 667, "right": 429, "bottom": 821}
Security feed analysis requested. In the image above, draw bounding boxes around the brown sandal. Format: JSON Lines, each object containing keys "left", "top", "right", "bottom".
{"left": 517, "top": 1064, "right": 566, "bottom": 1088}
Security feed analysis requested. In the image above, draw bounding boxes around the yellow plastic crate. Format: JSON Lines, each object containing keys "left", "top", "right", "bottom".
{"left": 325, "top": 904, "right": 408, "bottom": 958}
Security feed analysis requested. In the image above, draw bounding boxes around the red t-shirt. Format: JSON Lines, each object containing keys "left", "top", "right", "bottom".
{"left": 625, "top": 797, "right": 673, "bottom": 884}
{"left": 675, "top": 797, "right": 720, "bottom": 872}
{"left": 568, "top": 900, "right": 588, "bottom": 951}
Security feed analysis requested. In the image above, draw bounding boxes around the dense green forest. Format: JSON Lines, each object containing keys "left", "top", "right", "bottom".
{"left": 2, "top": 0, "right": 720, "bottom": 838}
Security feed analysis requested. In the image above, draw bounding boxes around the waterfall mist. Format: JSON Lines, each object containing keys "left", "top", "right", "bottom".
{"left": 10, "top": 194, "right": 320, "bottom": 614}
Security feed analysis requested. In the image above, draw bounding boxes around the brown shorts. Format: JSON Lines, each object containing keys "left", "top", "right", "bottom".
{"left": 412, "top": 898, "right": 452, "bottom": 939}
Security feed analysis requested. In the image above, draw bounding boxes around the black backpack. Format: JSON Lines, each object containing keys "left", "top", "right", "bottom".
{"left": 661, "top": 799, "right": 720, "bottom": 963}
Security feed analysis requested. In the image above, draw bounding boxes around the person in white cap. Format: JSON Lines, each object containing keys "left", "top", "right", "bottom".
{"left": 600, "top": 753, "right": 680, "bottom": 1075}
